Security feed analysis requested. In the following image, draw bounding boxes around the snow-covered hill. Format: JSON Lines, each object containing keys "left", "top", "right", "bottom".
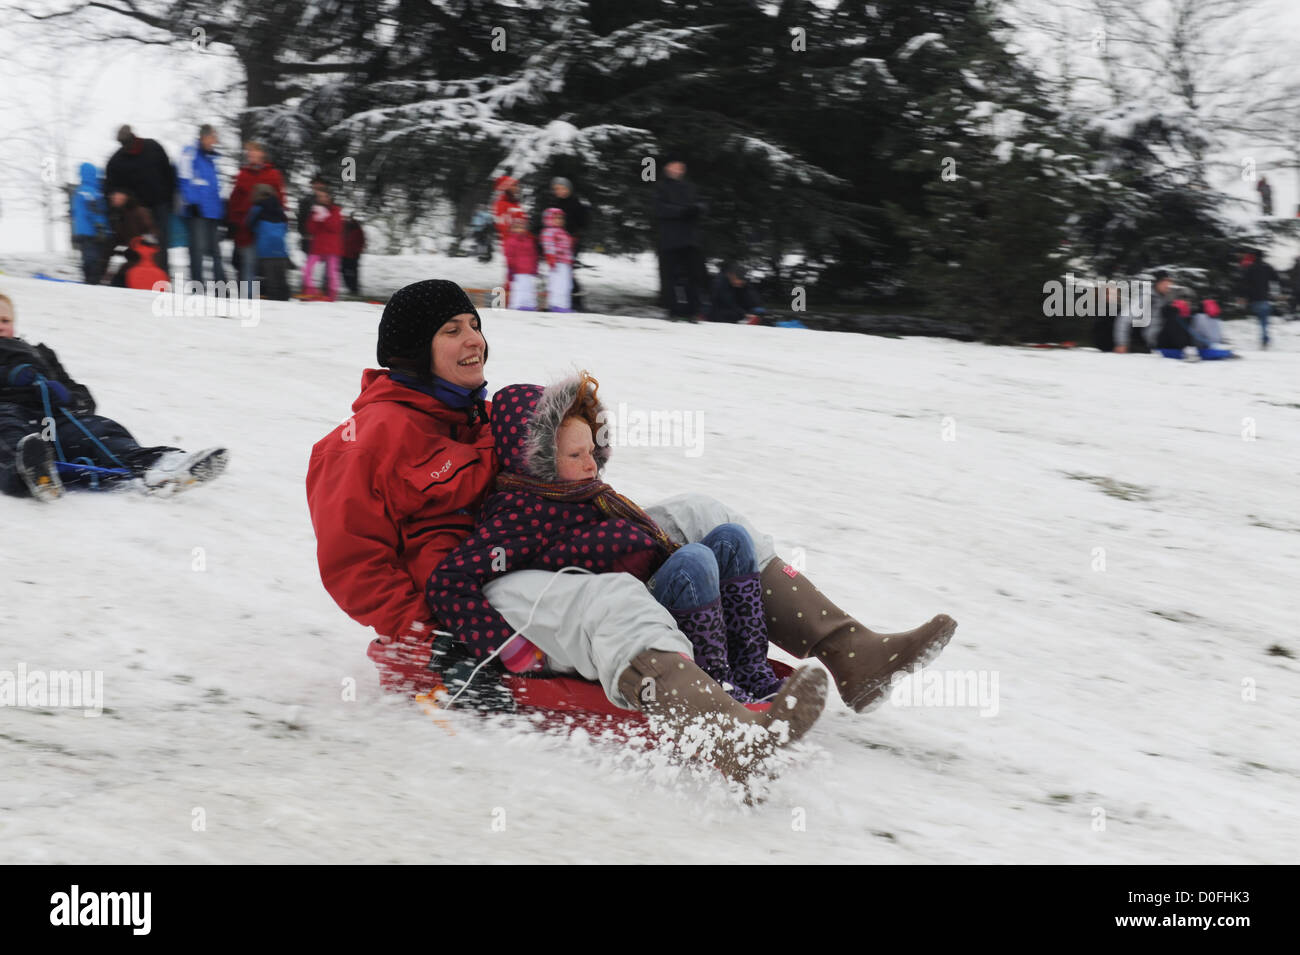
{"left": 2, "top": 273, "right": 1297, "bottom": 863}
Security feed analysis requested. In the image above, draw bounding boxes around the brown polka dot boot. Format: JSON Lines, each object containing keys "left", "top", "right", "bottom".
{"left": 759, "top": 559, "right": 957, "bottom": 713}
{"left": 617, "top": 650, "right": 828, "bottom": 784}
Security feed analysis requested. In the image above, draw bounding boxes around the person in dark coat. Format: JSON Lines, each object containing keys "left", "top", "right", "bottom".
{"left": 1240, "top": 248, "right": 1280, "bottom": 348}
{"left": 706, "top": 263, "right": 765, "bottom": 324}
{"left": 1257, "top": 176, "right": 1273, "bottom": 216}
{"left": 342, "top": 215, "right": 366, "bottom": 296}
{"left": 0, "top": 293, "right": 227, "bottom": 502}
{"left": 1155, "top": 299, "right": 1195, "bottom": 357}
{"left": 105, "top": 126, "right": 176, "bottom": 274}
{"left": 531, "top": 177, "right": 590, "bottom": 311}
{"left": 654, "top": 157, "right": 710, "bottom": 320}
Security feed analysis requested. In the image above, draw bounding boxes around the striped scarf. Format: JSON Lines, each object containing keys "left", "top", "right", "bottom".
{"left": 494, "top": 472, "right": 680, "bottom": 557}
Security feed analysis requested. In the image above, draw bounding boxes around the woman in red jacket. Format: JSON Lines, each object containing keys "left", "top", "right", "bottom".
{"left": 226, "top": 142, "right": 287, "bottom": 295}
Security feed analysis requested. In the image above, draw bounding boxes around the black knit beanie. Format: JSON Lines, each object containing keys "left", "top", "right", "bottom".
{"left": 376, "top": 280, "right": 485, "bottom": 376}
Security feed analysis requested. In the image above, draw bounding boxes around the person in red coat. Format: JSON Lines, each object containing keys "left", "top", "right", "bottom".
{"left": 306, "top": 282, "right": 497, "bottom": 692}
{"left": 492, "top": 175, "right": 522, "bottom": 289}
{"left": 501, "top": 211, "right": 539, "bottom": 309}
{"left": 226, "top": 141, "right": 286, "bottom": 296}
{"left": 491, "top": 176, "right": 521, "bottom": 243}
{"left": 303, "top": 184, "right": 344, "bottom": 301}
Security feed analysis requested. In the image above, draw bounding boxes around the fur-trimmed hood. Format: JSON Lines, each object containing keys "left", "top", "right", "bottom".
{"left": 491, "top": 377, "right": 611, "bottom": 481}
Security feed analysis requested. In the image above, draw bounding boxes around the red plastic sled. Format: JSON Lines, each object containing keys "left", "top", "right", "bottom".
{"left": 502, "top": 660, "right": 795, "bottom": 722}
{"left": 369, "top": 635, "right": 792, "bottom": 730}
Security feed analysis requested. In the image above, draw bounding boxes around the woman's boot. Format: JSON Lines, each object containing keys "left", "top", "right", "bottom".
{"left": 720, "top": 573, "right": 784, "bottom": 699}
{"left": 760, "top": 559, "right": 957, "bottom": 713}
{"left": 617, "top": 650, "right": 828, "bottom": 783}
{"left": 670, "top": 598, "right": 752, "bottom": 701}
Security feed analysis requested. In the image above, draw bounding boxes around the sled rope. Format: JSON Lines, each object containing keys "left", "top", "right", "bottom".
{"left": 440, "top": 565, "right": 595, "bottom": 710}
{"left": 21, "top": 365, "right": 130, "bottom": 473}
{"left": 59, "top": 408, "right": 129, "bottom": 469}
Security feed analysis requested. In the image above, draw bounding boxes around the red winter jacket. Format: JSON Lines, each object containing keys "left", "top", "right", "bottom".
{"left": 502, "top": 230, "right": 539, "bottom": 277}
{"left": 307, "top": 203, "right": 344, "bottom": 256}
{"left": 493, "top": 191, "right": 521, "bottom": 244}
{"left": 426, "top": 382, "right": 669, "bottom": 663}
{"left": 227, "top": 163, "right": 287, "bottom": 247}
{"left": 305, "top": 370, "right": 496, "bottom": 643}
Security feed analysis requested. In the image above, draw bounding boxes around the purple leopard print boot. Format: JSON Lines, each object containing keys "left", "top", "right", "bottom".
{"left": 671, "top": 599, "right": 755, "bottom": 703}
{"left": 721, "top": 573, "right": 784, "bottom": 700}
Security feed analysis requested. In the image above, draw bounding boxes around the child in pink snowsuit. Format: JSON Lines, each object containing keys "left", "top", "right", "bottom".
{"left": 303, "top": 185, "right": 343, "bottom": 301}
{"left": 502, "top": 212, "right": 540, "bottom": 310}
{"left": 540, "top": 207, "right": 574, "bottom": 312}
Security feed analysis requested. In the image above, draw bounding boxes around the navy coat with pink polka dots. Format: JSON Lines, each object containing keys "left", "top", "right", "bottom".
{"left": 425, "top": 380, "right": 670, "bottom": 662}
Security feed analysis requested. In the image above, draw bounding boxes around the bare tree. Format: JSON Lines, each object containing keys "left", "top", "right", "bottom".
{"left": 18, "top": 1, "right": 382, "bottom": 117}
{"left": 1012, "top": 0, "right": 1296, "bottom": 183}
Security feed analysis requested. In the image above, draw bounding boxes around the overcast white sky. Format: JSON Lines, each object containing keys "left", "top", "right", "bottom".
{"left": 1, "top": 0, "right": 1296, "bottom": 257}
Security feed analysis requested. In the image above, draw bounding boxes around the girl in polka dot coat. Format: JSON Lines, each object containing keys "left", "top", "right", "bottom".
{"left": 426, "top": 372, "right": 783, "bottom": 700}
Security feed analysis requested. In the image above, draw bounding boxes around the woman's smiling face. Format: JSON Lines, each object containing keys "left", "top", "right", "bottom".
{"left": 430, "top": 313, "right": 486, "bottom": 386}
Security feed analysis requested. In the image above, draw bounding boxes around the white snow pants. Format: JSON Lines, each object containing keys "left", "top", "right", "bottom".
{"left": 547, "top": 263, "right": 572, "bottom": 310}
{"left": 510, "top": 273, "right": 538, "bottom": 310}
{"left": 481, "top": 493, "right": 776, "bottom": 707}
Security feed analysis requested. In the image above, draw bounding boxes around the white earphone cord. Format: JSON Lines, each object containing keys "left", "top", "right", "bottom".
{"left": 439, "top": 566, "right": 595, "bottom": 710}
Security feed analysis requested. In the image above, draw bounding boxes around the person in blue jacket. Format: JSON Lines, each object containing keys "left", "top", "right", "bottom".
{"left": 245, "top": 184, "right": 290, "bottom": 301}
{"left": 178, "top": 125, "right": 226, "bottom": 285}
{"left": 69, "top": 163, "right": 109, "bottom": 285}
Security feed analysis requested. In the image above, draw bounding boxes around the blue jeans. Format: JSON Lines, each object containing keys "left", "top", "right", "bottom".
{"left": 647, "top": 523, "right": 757, "bottom": 613}
{"left": 188, "top": 217, "right": 226, "bottom": 285}
{"left": 1249, "top": 300, "right": 1270, "bottom": 345}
